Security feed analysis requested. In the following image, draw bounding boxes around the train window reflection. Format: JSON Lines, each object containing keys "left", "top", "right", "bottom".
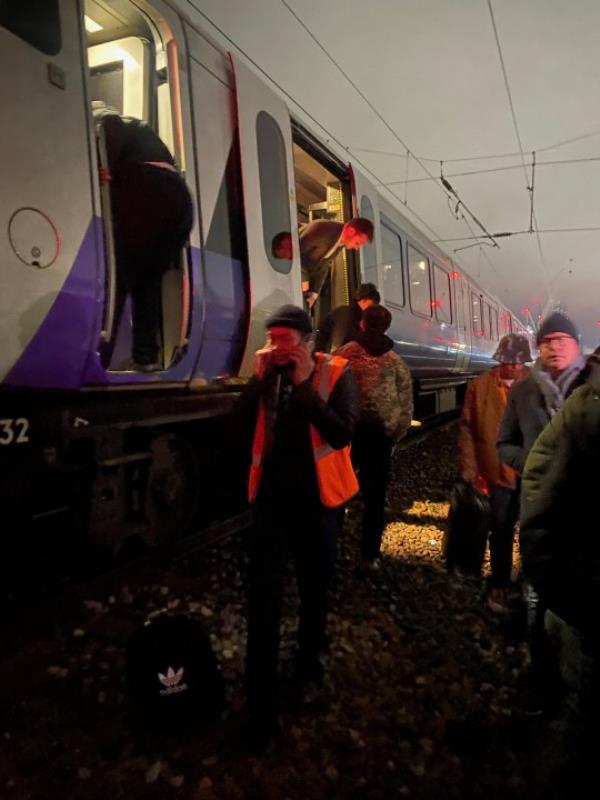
{"left": 471, "top": 293, "right": 482, "bottom": 336}
{"left": 0, "top": 0, "right": 61, "bottom": 55}
{"left": 381, "top": 220, "right": 404, "bottom": 306}
{"left": 433, "top": 265, "right": 452, "bottom": 324}
{"left": 256, "top": 111, "right": 292, "bottom": 274}
{"left": 408, "top": 245, "right": 431, "bottom": 317}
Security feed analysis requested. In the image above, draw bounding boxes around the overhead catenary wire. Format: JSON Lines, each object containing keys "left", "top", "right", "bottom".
{"left": 185, "top": 1, "right": 446, "bottom": 243}
{"left": 487, "top": 0, "right": 549, "bottom": 290}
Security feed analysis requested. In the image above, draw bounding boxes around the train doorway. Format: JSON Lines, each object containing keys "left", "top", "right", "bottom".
{"left": 291, "top": 136, "right": 357, "bottom": 330}
{"left": 84, "top": 0, "right": 192, "bottom": 373}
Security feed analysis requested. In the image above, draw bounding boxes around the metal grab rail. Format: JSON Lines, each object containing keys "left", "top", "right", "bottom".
{"left": 96, "top": 122, "right": 118, "bottom": 342}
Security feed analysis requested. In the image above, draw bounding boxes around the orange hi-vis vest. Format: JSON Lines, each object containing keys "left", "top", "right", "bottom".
{"left": 248, "top": 353, "right": 359, "bottom": 508}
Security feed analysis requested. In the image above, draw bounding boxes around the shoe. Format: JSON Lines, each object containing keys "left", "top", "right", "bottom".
{"left": 354, "top": 558, "right": 380, "bottom": 578}
{"left": 486, "top": 587, "right": 510, "bottom": 615}
{"left": 118, "top": 358, "right": 163, "bottom": 373}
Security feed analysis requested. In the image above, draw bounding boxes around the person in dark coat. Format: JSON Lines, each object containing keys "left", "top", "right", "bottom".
{"left": 520, "top": 351, "right": 600, "bottom": 793}
{"left": 458, "top": 334, "right": 531, "bottom": 611}
{"left": 95, "top": 107, "right": 194, "bottom": 370}
{"left": 232, "top": 305, "right": 359, "bottom": 748}
{"left": 300, "top": 217, "right": 374, "bottom": 307}
{"left": 497, "top": 311, "right": 586, "bottom": 713}
{"left": 315, "top": 283, "right": 381, "bottom": 353}
{"left": 337, "top": 305, "right": 413, "bottom": 567}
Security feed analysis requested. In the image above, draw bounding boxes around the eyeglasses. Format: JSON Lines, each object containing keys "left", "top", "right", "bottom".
{"left": 538, "top": 335, "right": 574, "bottom": 348}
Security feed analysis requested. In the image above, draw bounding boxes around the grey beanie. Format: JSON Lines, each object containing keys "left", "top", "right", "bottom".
{"left": 536, "top": 312, "right": 580, "bottom": 344}
{"left": 265, "top": 304, "right": 313, "bottom": 335}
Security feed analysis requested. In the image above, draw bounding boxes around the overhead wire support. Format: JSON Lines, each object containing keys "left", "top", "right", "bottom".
{"left": 528, "top": 151, "right": 536, "bottom": 234}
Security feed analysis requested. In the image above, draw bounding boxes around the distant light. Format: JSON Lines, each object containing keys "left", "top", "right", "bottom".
{"left": 85, "top": 15, "right": 103, "bottom": 32}
{"left": 449, "top": 271, "right": 461, "bottom": 279}
{"left": 412, "top": 281, "right": 421, "bottom": 286}
{"left": 384, "top": 264, "right": 392, "bottom": 272}
{"left": 431, "top": 299, "right": 441, "bottom": 309}
{"left": 418, "top": 261, "right": 426, "bottom": 270}
{"left": 521, "top": 307, "right": 530, "bottom": 314}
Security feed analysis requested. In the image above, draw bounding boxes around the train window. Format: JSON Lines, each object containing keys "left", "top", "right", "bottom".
{"left": 408, "top": 245, "right": 431, "bottom": 317}
{"left": 381, "top": 221, "right": 404, "bottom": 306}
{"left": 0, "top": 0, "right": 61, "bottom": 55}
{"left": 360, "top": 196, "right": 378, "bottom": 286}
{"left": 492, "top": 307, "right": 499, "bottom": 340}
{"left": 433, "top": 265, "right": 452, "bottom": 324}
{"left": 256, "top": 111, "right": 292, "bottom": 274}
{"left": 481, "top": 300, "right": 491, "bottom": 339}
{"left": 471, "top": 293, "right": 482, "bottom": 336}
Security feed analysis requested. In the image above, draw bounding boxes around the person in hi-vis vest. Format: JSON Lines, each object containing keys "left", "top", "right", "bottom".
{"left": 232, "top": 304, "right": 359, "bottom": 750}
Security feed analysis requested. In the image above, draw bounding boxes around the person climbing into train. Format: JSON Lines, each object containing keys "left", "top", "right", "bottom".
{"left": 457, "top": 333, "right": 531, "bottom": 613}
{"left": 93, "top": 103, "right": 194, "bottom": 372}
{"left": 231, "top": 304, "right": 359, "bottom": 750}
{"left": 336, "top": 304, "right": 412, "bottom": 570}
{"left": 497, "top": 311, "right": 588, "bottom": 715}
{"left": 315, "top": 282, "right": 381, "bottom": 353}
{"left": 299, "top": 217, "right": 374, "bottom": 308}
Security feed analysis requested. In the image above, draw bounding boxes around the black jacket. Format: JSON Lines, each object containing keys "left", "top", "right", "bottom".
{"left": 315, "top": 303, "right": 362, "bottom": 353}
{"left": 497, "top": 366, "right": 587, "bottom": 473}
{"left": 231, "top": 362, "right": 359, "bottom": 506}
{"left": 520, "top": 356, "right": 600, "bottom": 633}
{"left": 299, "top": 220, "right": 344, "bottom": 295}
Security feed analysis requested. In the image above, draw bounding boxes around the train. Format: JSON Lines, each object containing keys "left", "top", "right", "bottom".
{"left": 0, "top": 0, "right": 530, "bottom": 561}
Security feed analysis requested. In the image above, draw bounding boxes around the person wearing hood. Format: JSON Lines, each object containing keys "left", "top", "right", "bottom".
{"left": 458, "top": 333, "right": 531, "bottom": 612}
{"left": 336, "top": 305, "right": 413, "bottom": 567}
{"left": 520, "top": 349, "right": 600, "bottom": 790}
{"left": 497, "top": 311, "right": 587, "bottom": 714}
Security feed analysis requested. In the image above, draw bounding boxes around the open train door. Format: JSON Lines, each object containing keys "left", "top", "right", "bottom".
{"left": 349, "top": 165, "right": 382, "bottom": 294}
{"left": 229, "top": 55, "right": 302, "bottom": 374}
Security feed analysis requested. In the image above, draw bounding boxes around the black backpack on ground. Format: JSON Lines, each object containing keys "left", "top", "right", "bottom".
{"left": 125, "top": 614, "right": 225, "bottom": 732}
{"left": 444, "top": 480, "right": 491, "bottom": 577}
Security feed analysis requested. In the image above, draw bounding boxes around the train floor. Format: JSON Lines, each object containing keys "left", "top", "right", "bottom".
{"left": 0, "top": 426, "right": 577, "bottom": 799}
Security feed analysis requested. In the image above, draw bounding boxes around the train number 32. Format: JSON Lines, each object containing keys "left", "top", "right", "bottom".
{"left": 0, "top": 418, "right": 30, "bottom": 445}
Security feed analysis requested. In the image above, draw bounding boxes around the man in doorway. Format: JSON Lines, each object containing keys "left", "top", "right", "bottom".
{"left": 300, "top": 217, "right": 374, "bottom": 308}
{"left": 232, "top": 304, "right": 359, "bottom": 749}
{"left": 315, "top": 282, "right": 381, "bottom": 353}
{"left": 94, "top": 105, "right": 194, "bottom": 371}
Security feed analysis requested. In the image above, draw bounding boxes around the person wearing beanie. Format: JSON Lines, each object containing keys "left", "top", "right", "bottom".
{"left": 457, "top": 334, "right": 531, "bottom": 611}
{"left": 497, "top": 311, "right": 587, "bottom": 715}
{"left": 337, "top": 305, "right": 413, "bottom": 569}
{"left": 231, "top": 304, "right": 359, "bottom": 750}
{"left": 315, "top": 282, "right": 381, "bottom": 353}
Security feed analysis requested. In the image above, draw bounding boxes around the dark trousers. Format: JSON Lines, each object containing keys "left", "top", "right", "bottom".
{"left": 488, "top": 484, "right": 519, "bottom": 588}
{"left": 352, "top": 424, "right": 393, "bottom": 562}
{"left": 245, "top": 499, "right": 342, "bottom": 715}
{"left": 111, "top": 163, "right": 193, "bottom": 364}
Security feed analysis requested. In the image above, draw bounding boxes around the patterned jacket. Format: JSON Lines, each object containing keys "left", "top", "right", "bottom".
{"left": 336, "top": 334, "right": 413, "bottom": 440}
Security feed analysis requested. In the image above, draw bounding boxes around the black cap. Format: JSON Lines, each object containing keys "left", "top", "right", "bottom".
{"left": 355, "top": 283, "right": 381, "bottom": 303}
{"left": 265, "top": 304, "right": 313, "bottom": 335}
{"left": 536, "top": 312, "right": 580, "bottom": 344}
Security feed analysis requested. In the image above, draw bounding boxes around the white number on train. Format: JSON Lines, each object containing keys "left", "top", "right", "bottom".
{"left": 0, "top": 418, "right": 30, "bottom": 445}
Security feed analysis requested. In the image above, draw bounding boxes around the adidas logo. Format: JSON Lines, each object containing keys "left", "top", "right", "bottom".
{"left": 158, "top": 666, "right": 188, "bottom": 696}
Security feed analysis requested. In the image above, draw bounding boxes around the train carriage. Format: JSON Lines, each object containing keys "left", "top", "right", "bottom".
{"left": 0, "top": 0, "right": 530, "bottom": 559}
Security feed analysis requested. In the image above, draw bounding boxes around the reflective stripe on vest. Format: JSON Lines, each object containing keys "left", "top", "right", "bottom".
{"left": 248, "top": 353, "right": 359, "bottom": 508}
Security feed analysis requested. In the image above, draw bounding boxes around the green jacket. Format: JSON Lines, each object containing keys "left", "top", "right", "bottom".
{"left": 520, "top": 355, "right": 600, "bottom": 632}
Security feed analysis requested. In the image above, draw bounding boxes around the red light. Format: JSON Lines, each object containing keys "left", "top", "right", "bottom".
{"left": 431, "top": 299, "right": 441, "bottom": 309}
{"left": 522, "top": 307, "right": 530, "bottom": 314}
{"left": 596, "top": 320, "right": 600, "bottom": 327}
{"left": 449, "top": 271, "right": 461, "bottom": 279}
